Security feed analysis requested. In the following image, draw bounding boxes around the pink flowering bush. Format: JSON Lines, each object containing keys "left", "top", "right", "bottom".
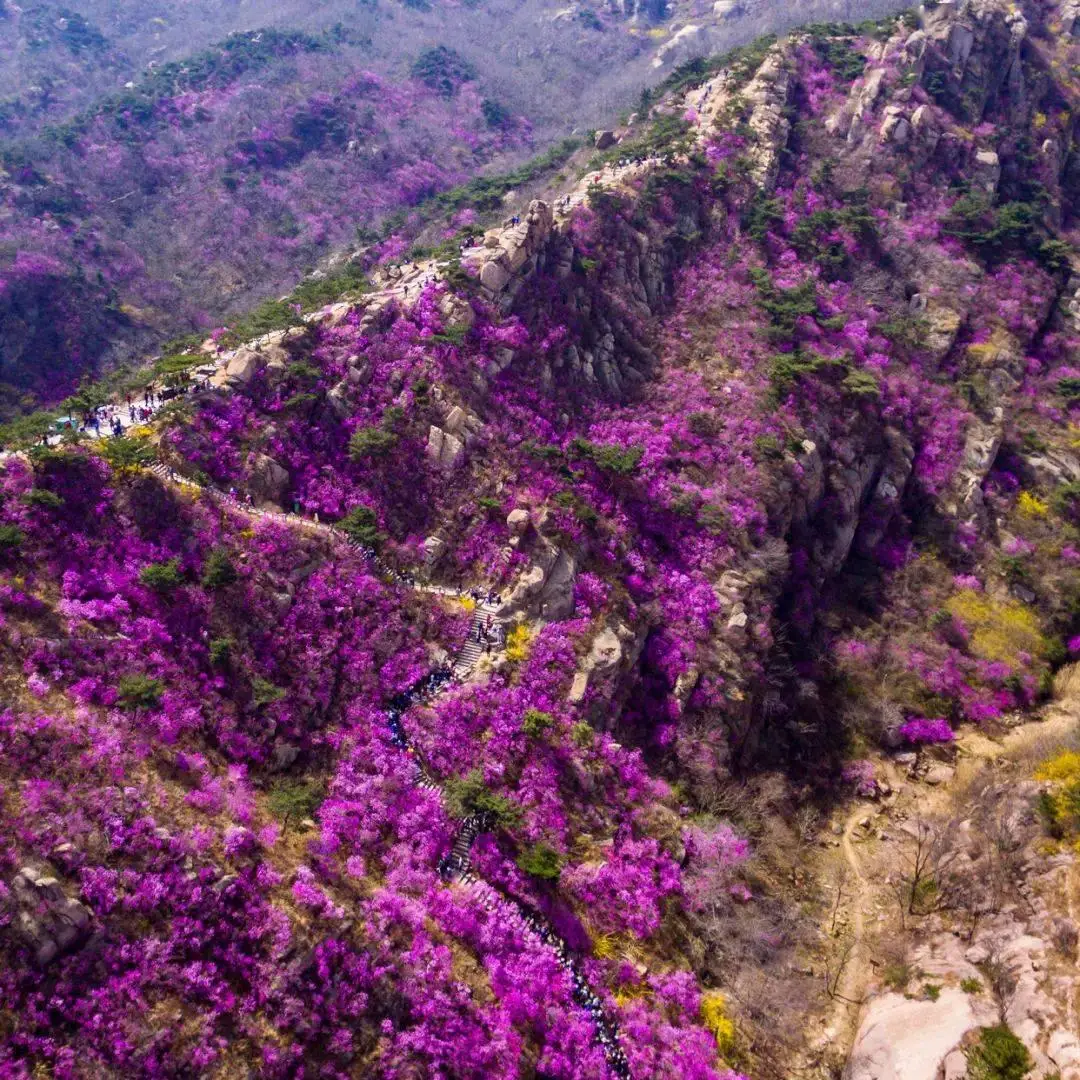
{"left": 898, "top": 717, "right": 955, "bottom": 744}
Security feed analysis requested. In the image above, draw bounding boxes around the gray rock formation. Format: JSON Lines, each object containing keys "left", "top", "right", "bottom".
{"left": 426, "top": 426, "right": 465, "bottom": 470}
{"left": 741, "top": 48, "right": 793, "bottom": 191}
{"left": 568, "top": 622, "right": 637, "bottom": 703}
{"left": 248, "top": 454, "right": 290, "bottom": 507}
{"left": 423, "top": 535, "right": 448, "bottom": 563}
{"left": 937, "top": 410, "right": 1004, "bottom": 528}
{"left": 220, "top": 348, "right": 263, "bottom": 389}
{"left": 506, "top": 508, "right": 531, "bottom": 536}
{"left": 5, "top": 866, "right": 93, "bottom": 966}
{"left": 845, "top": 983, "right": 997, "bottom": 1080}
{"left": 499, "top": 539, "right": 577, "bottom": 620}
{"left": 462, "top": 200, "right": 556, "bottom": 305}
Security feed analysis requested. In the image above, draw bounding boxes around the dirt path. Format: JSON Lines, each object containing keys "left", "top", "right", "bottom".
{"left": 816, "top": 807, "right": 873, "bottom": 1051}
{"left": 836, "top": 809, "right": 869, "bottom": 1005}
{"left": 817, "top": 679, "right": 1080, "bottom": 1076}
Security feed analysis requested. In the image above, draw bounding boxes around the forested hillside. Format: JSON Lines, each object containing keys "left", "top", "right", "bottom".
{"left": 5, "top": 0, "right": 1080, "bottom": 1077}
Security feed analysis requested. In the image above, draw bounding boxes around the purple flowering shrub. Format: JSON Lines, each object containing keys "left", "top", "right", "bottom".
{"left": 897, "top": 717, "right": 955, "bottom": 745}
{"left": 9, "top": 4, "right": 1080, "bottom": 1075}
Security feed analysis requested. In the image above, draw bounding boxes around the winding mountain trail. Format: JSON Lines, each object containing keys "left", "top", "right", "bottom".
{"left": 836, "top": 809, "right": 869, "bottom": 1007}
{"left": 143, "top": 461, "right": 632, "bottom": 1078}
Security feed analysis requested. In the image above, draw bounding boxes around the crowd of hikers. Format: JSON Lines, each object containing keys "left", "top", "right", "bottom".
{"left": 41, "top": 377, "right": 214, "bottom": 447}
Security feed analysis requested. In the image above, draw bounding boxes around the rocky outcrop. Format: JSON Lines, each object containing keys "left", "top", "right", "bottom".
{"left": 937, "top": 410, "right": 1003, "bottom": 528}
{"left": 651, "top": 24, "right": 709, "bottom": 69}
{"left": 438, "top": 292, "right": 476, "bottom": 331}
{"left": 442, "top": 404, "right": 485, "bottom": 443}
{"left": 776, "top": 426, "right": 914, "bottom": 587}
{"left": 1056, "top": 260, "right": 1080, "bottom": 336}
{"left": 325, "top": 379, "right": 351, "bottom": 420}
{"left": 426, "top": 426, "right": 465, "bottom": 470}
{"left": 217, "top": 347, "right": 263, "bottom": 389}
{"left": 506, "top": 508, "right": 531, "bottom": 536}
{"left": 853, "top": 428, "right": 916, "bottom": 558}
{"left": 423, "top": 535, "right": 448, "bottom": 564}
{"left": 972, "top": 147, "right": 1002, "bottom": 194}
{"left": 499, "top": 539, "right": 577, "bottom": 620}
{"left": 845, "top": 982, "right": 996, "bottom": 1080}
{"left": 524, "top": 213, "right": 700, "bottom": 395}
{"left": 4, "top": 867, "right": 93, "bottom": 966}
{"left": 921, "top": 301, "right": 964, "bottom": 364}
{"left": 568, "top": 621, "right": 641, "bottom": 703}
{"left": 919, "top": 0, "right": 1030, "bottom": 123}
{"left": 454, "top": 121, "right": 716, "bottom": 398}
{"left": 827, "top": 65, "right": 886, "bottom": 145}
{"left": 849, "top": 772, "right": 1080, "bottom": 1080}
{"left": 1023, "top": 446, "right": 1080, "bottom": 489}
{"left": 741, "top": 48, "right": 793, "bottom": 191}
{"left": 879, "top": 104, "right": 912, "bottom": 146}
{"left": 207, "top": 326, "right": 314, "bottom": 389}
{"left": 305, "top": 301, "right": 353, "bottom": 330}
{"left": 462, "top": 201, "right": 556, "bottom": 305}
{"left": 248, "top": 454, "right": 290, "bottom": 506}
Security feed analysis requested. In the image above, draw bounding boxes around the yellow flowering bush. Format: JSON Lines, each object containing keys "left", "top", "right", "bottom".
{"left": 700, "top": 990, "right": 736, "bottom": 1053}
{"left": 505, "top": 624, "right": 533, "bottom": 662}
{"left": 945, "top": 590, "right": 1047, "bottom": 664}
{"left": 1035, "top": 751, "right": 1080, "bottom": 840}
{"left": 1016, "top": 491, "right": 1049, "bottom": 518}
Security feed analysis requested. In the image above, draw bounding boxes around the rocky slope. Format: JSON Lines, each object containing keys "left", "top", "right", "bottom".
{"left": 842, "top": 675, "right": 1080, "bottom": 1080}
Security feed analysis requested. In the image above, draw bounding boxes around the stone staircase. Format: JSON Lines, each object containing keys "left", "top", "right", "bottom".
{"left": 146, "top": 459, "right": 629, "bottom": 1077}
{"left": 457, "top": 870, "right": 631, "bottom": 1076}
{"left": 452, "top": 602, "right": 504, "bottom": 679}
{"left": 385, "top": 635, "right": 631, "bottom": 1078}
{"left": 437, "top": 811, "right": 494, "bottom": 880}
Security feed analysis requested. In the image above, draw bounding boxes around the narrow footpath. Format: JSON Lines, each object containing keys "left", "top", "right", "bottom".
{"left": 148, "top": 461, "right": 633, "bottom": 1078}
